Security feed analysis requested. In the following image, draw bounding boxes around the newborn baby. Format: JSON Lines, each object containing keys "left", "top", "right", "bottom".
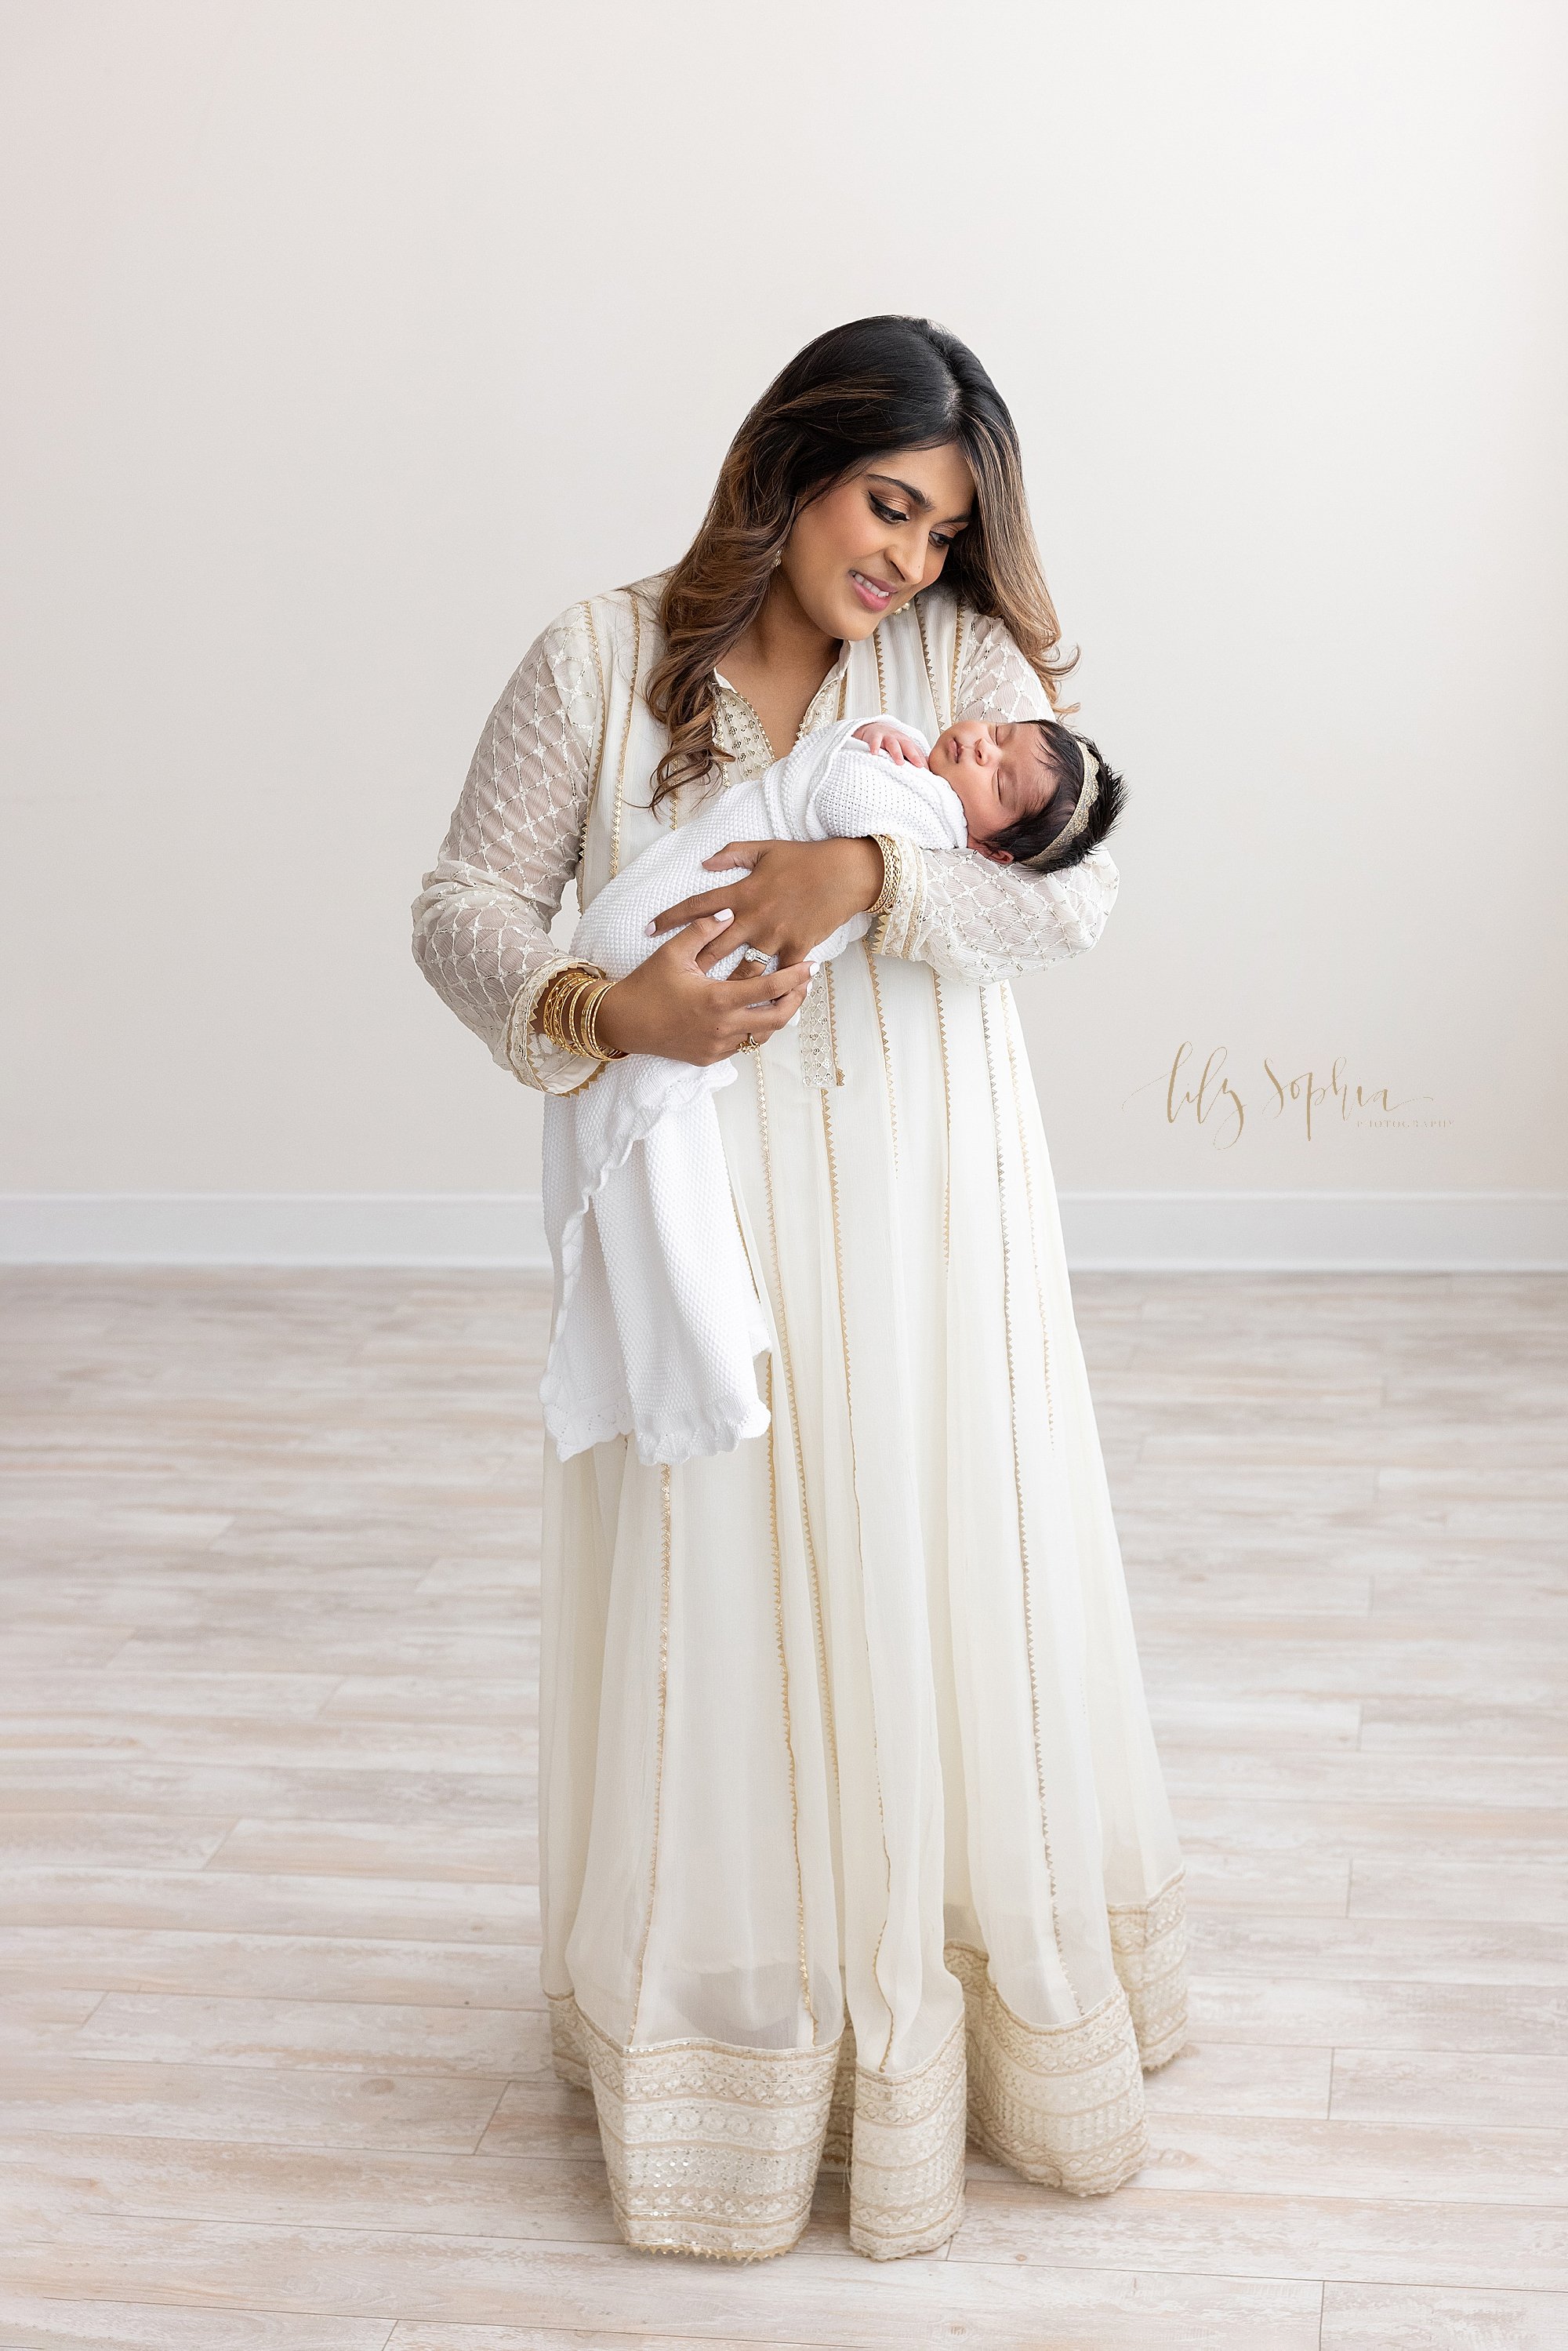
{"left": 853, "top": 710, "right": 1109, "bottom": 873}
{"left": 541, "top": 710, "right": 1121, "bottom": 1468}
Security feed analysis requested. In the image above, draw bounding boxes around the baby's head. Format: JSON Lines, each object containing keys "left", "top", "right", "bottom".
{"left": 927, "top": 718, "right": 1125, "bottom": 870}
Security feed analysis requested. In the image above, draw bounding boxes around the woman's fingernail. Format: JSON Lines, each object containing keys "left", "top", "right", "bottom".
{"left": 644, "top": 920, "right": 656, "bottom": 936}
{"left": 713, "top": 908, "right": 733, "bottom": 922}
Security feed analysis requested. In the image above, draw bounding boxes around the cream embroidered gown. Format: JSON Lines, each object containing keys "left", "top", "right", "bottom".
{"left": 412, "top": 578, "right": 1188, "bottom": 2262}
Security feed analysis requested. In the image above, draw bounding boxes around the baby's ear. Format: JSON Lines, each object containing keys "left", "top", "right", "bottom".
{"left": 971, "top": 842, "right": 1014, "bottom": 865}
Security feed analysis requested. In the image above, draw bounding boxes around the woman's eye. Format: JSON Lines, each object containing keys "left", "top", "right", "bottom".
{"left": 931, "top": 531, "right": 953, "bottom": 551}
{"left": 870, "top": 498, "right": 908, "bottom": 525}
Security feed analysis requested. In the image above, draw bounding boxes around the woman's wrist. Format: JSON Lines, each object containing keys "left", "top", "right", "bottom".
{"left": 509, "top": 961, "right": 612, "bottom": 1094}
{"left": 590, "top": 976, "right": 637, "bottom": 1057}
{"left": 532, "top": 964, "right": 626, "bottom": 1068}
{"left": 838, "top": 834, "right": 886, "bottom": 914}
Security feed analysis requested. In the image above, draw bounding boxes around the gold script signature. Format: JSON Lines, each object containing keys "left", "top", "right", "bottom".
{"left": 1128, "top": 1043, "right": 1439, "bottom": 1148}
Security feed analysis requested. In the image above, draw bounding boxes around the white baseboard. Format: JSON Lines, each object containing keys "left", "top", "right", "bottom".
{"left": 1058, "top": 1190, "right": 1568, "bottom": 1270}
{"left": 0, "top": 1193, "right": 552, "bottom": 1269}
{"left": 1, "top": 1191, "right": 1564, "bottom": 1271}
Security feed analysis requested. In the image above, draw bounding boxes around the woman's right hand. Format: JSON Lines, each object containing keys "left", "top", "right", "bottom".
{"left": 592, "top": 912, "right": 814, "bottom": 1066}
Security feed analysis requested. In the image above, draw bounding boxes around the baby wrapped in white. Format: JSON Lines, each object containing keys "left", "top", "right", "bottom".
{"left": 541, "top": 715, "right": 964, "bottom": 1466}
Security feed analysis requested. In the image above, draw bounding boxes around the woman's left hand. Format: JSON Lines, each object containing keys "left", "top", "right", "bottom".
{"left": 650, "top": 838, "right": 884, "bottom": 972}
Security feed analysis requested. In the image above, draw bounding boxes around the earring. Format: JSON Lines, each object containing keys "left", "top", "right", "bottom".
{"left": 771, "top": 551, "right": 782, "bottom": 569}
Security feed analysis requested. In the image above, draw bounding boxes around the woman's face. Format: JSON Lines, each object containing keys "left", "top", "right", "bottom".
{"left": 780, "top": 441, "right": 975, "bottom": 642}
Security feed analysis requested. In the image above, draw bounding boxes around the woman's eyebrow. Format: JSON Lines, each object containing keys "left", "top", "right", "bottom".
{"left": 866, "top": 471, "right": 972, "bottom": 527}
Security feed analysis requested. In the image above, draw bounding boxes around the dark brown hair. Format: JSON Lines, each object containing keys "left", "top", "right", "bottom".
{"left": 644, "top": 314, "right": 1075, "bottom": 808}
{"left": 990, "top": 725, "right": 1127, "bottom": 873}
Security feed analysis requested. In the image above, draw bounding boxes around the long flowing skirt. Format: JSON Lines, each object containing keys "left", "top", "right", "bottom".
{"left": 539, "top": 949, "right": 1188, "bottom": 2261}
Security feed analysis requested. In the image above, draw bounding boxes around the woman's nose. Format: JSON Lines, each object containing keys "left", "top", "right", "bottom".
{"left": 888, "top": 524, "right": 935, "bottom": 583}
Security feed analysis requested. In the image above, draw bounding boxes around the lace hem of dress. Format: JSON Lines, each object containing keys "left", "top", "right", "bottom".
{"left": 1109, "top": 1863, "right": 1190, "bottom": 2071}
{"left": 545, "top": 1870, "right": 1188, "bottom": 2263}
{"left": 947, "top": 1953, "right": 1148, "bottom": 2197}
{"left": 546, "top": 1993, "right": 840, "bottom": 2262}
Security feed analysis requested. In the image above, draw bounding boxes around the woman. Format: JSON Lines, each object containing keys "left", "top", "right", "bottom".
{"left": 412, "top": 315, "right": 1187, "bottom": 2264}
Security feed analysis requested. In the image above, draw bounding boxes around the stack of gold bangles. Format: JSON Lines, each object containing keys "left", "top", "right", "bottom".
{"left": 866, "top": 832, "right": 903, "bottom": 949}
{"left": 533, "top": 963, "right": 626, "bottom": 1068}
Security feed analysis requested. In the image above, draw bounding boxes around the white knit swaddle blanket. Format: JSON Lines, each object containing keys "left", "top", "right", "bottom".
{"left": 541, "top": 717, "right": 967, "bottom": 1466}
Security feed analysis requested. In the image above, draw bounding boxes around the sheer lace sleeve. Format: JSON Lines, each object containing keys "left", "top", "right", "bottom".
{"left": 411, "top": 605, "right": 606, "bottom": 1092}
{"left": 875, "top": 608, "right": 1119, "bottom": 985}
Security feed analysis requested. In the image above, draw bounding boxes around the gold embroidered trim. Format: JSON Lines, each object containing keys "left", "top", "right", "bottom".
{"left": 822, "top": 2018, "right": 858, "bottom": 2169}
{"left": 822, "top": 956, "right": 844, "bottom": 1087}
{"left": 579, "top": 597, "right": 609, "bottom": 836}
{"left": 820, "top": 1085, "right": 895, "bottom": 2066}
{"left": 847, "top": 2008, "right": 967, "bottom": 2260}
{"left": 949, "top": 601, "right": 967, "bottom": 721}
{"left": 1001, "top": 987, "right": 1055, "bottom": 1444}
{"left": 980, "top": 985, "right": 1067, "bottom": 1990}
{"left": 947, "top": 1946, "right": 1149, "bottom": 2196}
{"left": 913, "top": 594, "right": 944, "bottom": 728}
{"left": 931, "top": 969, "right": 952, "bottom": 1263}
{"left": 546, "top": 1991, "right": 591, "bottom": 2091}
{"left": 1109, "top": 1866, "right": 1190, "bottom": 2072}
{"left": 872, "top": 623, "right": 887, "bottom": 715}
{"left": 866, "top": 829, "right": 927, "bottom": 964}
{"left": 628, "top": 1463, "right": 673, "bottom": 2039}
{"left": 753, "top": 1057, "right": 839, "bottom": 1797}
{"left": 718, "top": 660, "right": 848, "bottom": 772}
{"left": 608, "top": 590, "right": 641, "bottom": 879}
{"left": 545, "top": 1878, "right": 1179, "bottom": 2262}
{"left": 861, "top": 939, "right": 898, "bottom": 1168}
{"left": 765, "top": 1354, "right": 817, "bottom": 2041}
{"left": 866, "top": 830, "right": 903, "bottom": 926}
{"left": 551, "top": 1993, "right": 838, "bottom": 2262}
{"left": 795, "top": 972, "right": 837, "bottom": 1091}
{"left": 866, "top": 830, "right": 904, "bottom": 955}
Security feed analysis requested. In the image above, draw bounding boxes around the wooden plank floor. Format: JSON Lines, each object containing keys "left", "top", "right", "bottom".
{"left": 1, "top": 1267, "right": 1564, "bottom": 2351}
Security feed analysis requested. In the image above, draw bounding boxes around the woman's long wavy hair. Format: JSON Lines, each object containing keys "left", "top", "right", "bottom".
{"left": 645, "top": 314, "right": 1075, "bottom": 807}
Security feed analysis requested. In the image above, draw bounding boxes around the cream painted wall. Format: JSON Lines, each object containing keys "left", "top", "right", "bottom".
{"left": 3, "top": 0, "right": 1564, "bottom": 1209}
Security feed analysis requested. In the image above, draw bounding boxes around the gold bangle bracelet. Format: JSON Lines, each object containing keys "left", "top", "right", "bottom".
{"left": 564, "top": 976, "right": 600, "bottom": 1060}
{"left": 560, "top": 975, "right": 586, "bottom": 1059}
{"left": 534, "top": 976, "right": 563, "bottom": 1053}
{"left": 570, "top": 979, "right": 602, "bottom": 1060}
{"left": 535, "top": 965, "right": 610, "bottom": 1060}
{"left": 581, "top": 982, "right": 626, "bottom": 1061}
{"left": 868, "top": 834, "right": 901, "bottom": 922}
{"left": 535, "top": 972, "right": 574, "bottom": 1056}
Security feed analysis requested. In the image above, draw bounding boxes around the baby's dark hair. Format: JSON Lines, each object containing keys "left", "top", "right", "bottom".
{"left": 990, "top": 721, "right": 1126, "bottom": 871}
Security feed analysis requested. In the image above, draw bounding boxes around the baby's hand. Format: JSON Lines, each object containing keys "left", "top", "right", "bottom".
{"left": 853, "top": 720, "right": 929, "bottom": 769}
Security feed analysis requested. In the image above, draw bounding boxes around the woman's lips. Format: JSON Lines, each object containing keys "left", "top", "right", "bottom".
{"left": 849, "top": 569, "right": 895, "bottom": 612}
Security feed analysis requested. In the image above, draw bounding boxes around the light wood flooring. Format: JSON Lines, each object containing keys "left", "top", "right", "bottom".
{"left": 1, "top": 1268, "right": 1565, "bottom": 2350}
